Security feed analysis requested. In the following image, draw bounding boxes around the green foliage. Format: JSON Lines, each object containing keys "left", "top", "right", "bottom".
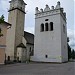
{"left": 71, "top": 49, "right": 75, "bottom": 59}
{"left": 0, "top": 15, "right": 4, "bottom": 37}
{"left": 67, "top": 37, "right": 75, "bottom": 60}
{"left": 67, "top": 43, "right": 72, "bottom": 60}
{"left": 67, "top": 37, "right": 69, "bottom": 42}
{"left": 0, "top": 15, "right": 4, "bottom": 24}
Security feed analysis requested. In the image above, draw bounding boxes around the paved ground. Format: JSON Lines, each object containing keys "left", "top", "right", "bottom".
{"left": 0, "top": 62, "right": 75, "bottom": 75}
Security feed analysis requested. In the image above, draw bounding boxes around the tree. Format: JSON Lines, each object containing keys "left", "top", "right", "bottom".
{"left": 67, "top": 37, "right": 72, "bottom": 60}
{"left": 0, "top": 15, "right": 4, "bottom": 37}
{"left": 71, "top": 49, "right": 75, "bottom": 59}
{"left": 0, "top": 15, "right": 4, "bottom": 24}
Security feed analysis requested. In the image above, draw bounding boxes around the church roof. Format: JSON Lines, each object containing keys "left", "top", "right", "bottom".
{"left": 17, "top": 43, "right": 26, "bottom": 48}
{"left": 24, "top": 31, "right": 34, "bottom": 45}
{"left": 0, "top": 21, "right": 11, "bottom": 26}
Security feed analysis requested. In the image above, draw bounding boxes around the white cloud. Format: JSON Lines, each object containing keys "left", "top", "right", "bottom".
{"left": 67, "top": 29, "right": 75, "bottom": 49}
{"left": 0, "top": 0, "right": 10, "bottom": 21}
{"left": 0, "top": 0, "right": 9, "bottom": 11}
{"left": 25, "top": 27, "right": 34, "bottom": 34}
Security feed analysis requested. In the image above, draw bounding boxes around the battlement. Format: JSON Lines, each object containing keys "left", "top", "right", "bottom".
{"left": 35, "top": 1, "right": 66, "bottom": 20}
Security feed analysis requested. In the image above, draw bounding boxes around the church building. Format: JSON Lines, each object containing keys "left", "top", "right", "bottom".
{"left": 0, "top": 0, "right": 68, "bottom": 64}
{"left": 31, "top": 1, "right": 68, "bottom": 62}
{"left": 6, "top": 0, "right": 34, "bottom": 63}
{"left": 0, "top": 22, "right": 11, "bottom": 64}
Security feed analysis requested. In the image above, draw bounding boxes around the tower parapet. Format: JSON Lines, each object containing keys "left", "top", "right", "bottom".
{"left": 9, "top": 0, "right": 27, "bottom": 13}
{"left": 35, "top": 1, "right": 66, "bottom": 21}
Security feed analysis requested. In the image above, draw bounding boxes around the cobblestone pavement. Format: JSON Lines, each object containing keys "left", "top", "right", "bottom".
{"left": 0, "top": 62, "right": 75, "bottom": 75}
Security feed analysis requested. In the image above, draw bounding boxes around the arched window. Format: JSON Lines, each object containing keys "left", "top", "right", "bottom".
{"left": 50, "top": 22, "right": 53, "bottom": 31}
{"left": 45, "top": 55, "right": 48, "bottom": 58}
{"left": 45, "top": 23, "right": 48, "bottom": 31}
{"left": 40, "top": 23, "right": 44, "bottom": 32}
{"left": 45, "top": 19, "right": 49, "bottom": 21}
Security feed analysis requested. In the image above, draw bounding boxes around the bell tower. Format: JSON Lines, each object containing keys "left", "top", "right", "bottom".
{"left": 31, "top": 1, "right": 68, "bottom": 62}
{"left": 6, "top": 0, "right": 27, "bottom": 61}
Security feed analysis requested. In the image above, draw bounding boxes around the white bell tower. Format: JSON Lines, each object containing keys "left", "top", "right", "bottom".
{"left": 32, "top": 1, "right": 68, "bottom": 62}
{"left": 6, "top": 0, "right": 27, "bottom": 61}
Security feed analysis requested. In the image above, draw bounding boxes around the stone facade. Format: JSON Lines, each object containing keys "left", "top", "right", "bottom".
{"left": 5, "top": 0, "right": 34, "bottom": 62}
{"left": 6, "top": 0, "right": 27, "bottom": 61}
{"left": 31, "top": 2, "right": 68, "bottom": 62}
{"left": 24, "top": 31, "right": 34, "bottom": 61}
{"left": 17, "top": 43, "right": 26, "bottom": 63}
{"left": 16, "top": 31, "right": 34, "bottom": 62}
{"left": 0, "top": 22, "right": 11, "bottom": 64}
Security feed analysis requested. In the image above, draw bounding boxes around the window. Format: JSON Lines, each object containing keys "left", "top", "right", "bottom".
{"left": 20, "top": 7, "right": 22, "bottom": 9}
{"left": 63, "top": 24, "right": 65, "bottom": 33}
{"left": 29, "top": 47, "right": 34, "bottom": 56}
{"left": 41, "top": 23, "right": 44, "bottom": 32}
{"left": 45, "top": 23, "right": 48, "bottom": 31}
{"left": 45, "top": 55, "right": 48, "bottom": 58}
{"left": 50, "top": 22, "right": 53, "bottom": 31}
{"left": 40, "top": 22, "right": 53, "bottom": 32}
{"left": 8, "top": 56, "right": 10, "bottom": 61}
{"left": 30, "top": 47, "right": 31, "bottom": 52}
{"left": 17, "top": 57, "right": 19, "bottom": 61}
{"left": 32, "top": 49, "right": 34, "bottom": 56}
{"left": 0, "top": 28, "right": 1, "bottom": 33}
{"left": 30, "top": 49, "right": 34, "bottom": 56}
{"left": 45, "top": 19, "right": 49, "bottom": 21}
{"left": 12, "top": 7, "right": 14, "bottom": 9}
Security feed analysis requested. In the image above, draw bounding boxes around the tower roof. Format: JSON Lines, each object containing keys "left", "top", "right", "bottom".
{"left": 8, "top": 0, "right": 27, "bottom": 13}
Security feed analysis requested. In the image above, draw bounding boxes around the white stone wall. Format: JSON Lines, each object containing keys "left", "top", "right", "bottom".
{"left": 17, "top": 47, "right": 27, "bottom": 62}
{"left": 22, "top": 37, "right": 27, "bottom": 46}
{"left": 60, "top": 15, "right": 68, "bottom": 62}
{"left": 0, "top": 48, "right": 5, "bottom": 64}
{"left": 33, "top": 14, "right": 62, "bottom": 62}
{"left": 32, "top": 2, "right": 68, "bottom": 62}
{"left": 17, "top": 48, "right": 22, "bottom": 61}
{"left": 26, "top": 44, "right": 34, "bottom": 61}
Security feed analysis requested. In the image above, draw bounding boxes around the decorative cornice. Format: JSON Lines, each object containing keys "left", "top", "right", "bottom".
{"left": 8, "top": 8, "right": 26, "bottom": 14}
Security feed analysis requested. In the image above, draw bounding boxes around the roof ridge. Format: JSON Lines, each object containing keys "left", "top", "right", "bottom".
{"left": 24, "top": 31, "right": 34, "bottom": 35}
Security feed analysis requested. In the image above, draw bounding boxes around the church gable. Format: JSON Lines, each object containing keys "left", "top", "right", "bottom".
{"left": 17, "top": 43, "right": 26, "bottom": 48}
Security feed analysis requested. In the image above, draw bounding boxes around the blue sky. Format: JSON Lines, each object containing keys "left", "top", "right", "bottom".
{"left": 0, "top": 0, "right": 75, "bottom": 50}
